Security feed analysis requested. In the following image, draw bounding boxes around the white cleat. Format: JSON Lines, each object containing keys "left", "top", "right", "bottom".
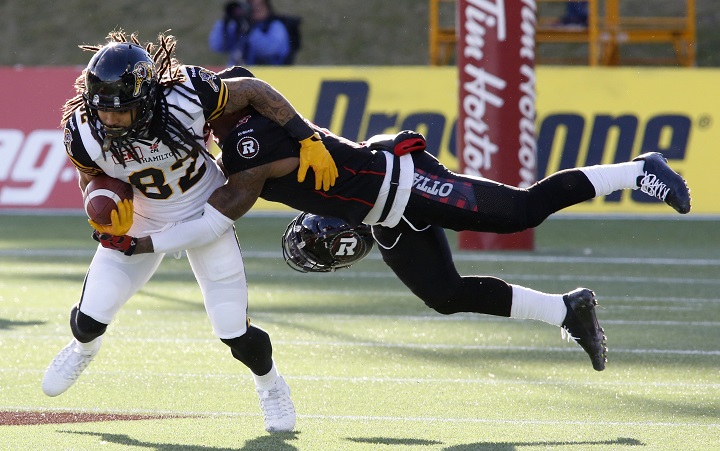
{"left": 42, "top": 337, "right": 102, "bottom": 397}
{"left": 256, "top": 375, "right": 296, "bottom": 432}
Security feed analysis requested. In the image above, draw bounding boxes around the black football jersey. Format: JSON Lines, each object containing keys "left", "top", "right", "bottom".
{"left": 219, "top": 113, "right": 387, "bottom": 226}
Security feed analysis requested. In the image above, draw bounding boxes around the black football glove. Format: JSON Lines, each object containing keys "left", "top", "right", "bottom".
{"left": 92, "top": 230, "right": 138, "bottom": 256}
{"left": 367, "top": 130, "right": 426, "bottom": 156}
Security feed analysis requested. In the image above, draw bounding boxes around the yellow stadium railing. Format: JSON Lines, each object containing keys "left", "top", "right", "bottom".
{"left": 429, "top": 0, "right": 456, "bottom": 66}
{"left": 429, "top": 0, "right": 696, "bottom": 67}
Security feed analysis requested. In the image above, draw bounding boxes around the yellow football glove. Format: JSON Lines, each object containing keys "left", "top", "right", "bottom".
{"left": 88, "top": 199, "right": 134, "bottom": 236}
{"left": 297, "top": 132, "right": 339, "bottom": 191}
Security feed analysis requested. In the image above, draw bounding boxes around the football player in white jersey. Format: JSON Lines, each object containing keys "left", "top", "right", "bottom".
{"left": 41, "top": 31, "right": 337, "bottom": 433}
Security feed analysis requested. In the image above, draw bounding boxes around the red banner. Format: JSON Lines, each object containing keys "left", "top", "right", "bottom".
{"left": 456, "top": 0, "right": 536, "bottom": 250}
{"left": 0, "top": 67, "right": 84, "bottom": 211}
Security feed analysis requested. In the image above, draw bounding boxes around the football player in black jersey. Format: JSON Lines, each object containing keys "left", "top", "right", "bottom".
{"left": 96, "top": 66, "right": 692, "bottom": 373}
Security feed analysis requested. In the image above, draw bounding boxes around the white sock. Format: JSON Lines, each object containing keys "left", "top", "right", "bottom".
{"left": 509, "top": 285, "right": 567, "bottom": 326}
{"left": 253, "top": 361, "right": 280, "bottom": 390}
{"left": 76, "top": 337, "right": 100, "bottom": 351}
{"left": 580, "top": 161, "right": 644, "bottom": 197}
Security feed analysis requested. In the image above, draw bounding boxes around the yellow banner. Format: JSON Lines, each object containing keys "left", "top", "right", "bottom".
{"left": 536, "top": 67, "right": 717, "bottom": 215}
{"left": 247, "top": 66, "right": 718, "bottom": 215}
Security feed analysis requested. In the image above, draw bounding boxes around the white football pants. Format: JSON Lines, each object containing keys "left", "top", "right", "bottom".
{"left": 78, "top": 215, "right": 249, "bottom": 340}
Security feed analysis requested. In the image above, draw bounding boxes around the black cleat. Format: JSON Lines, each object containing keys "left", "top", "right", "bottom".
{"left": 633, "top": 152, "right": 691, "bottom": 214}
{"left": 561, "top": 288, "right": 607, "bottom": 371}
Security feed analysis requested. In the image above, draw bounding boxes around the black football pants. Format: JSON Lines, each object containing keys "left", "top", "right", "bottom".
{"left": 372, "top": 151, "right": 596, "bottom": 316}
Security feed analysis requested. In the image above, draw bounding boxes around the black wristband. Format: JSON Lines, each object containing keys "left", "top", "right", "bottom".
{"left": 283, "top": 115, "right": 314, "bottom": 141}
{"left": 124, "top": 237, "right": 138, "bottom": 256}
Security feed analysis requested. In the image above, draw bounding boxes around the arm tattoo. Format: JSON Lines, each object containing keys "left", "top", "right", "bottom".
{"left": 225, "top": 78, "right": 296, "bottom": 126}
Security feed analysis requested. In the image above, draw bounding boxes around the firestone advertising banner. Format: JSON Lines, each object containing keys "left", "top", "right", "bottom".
{"left": 0, "top": 65, "right": 716, "bottom": 215}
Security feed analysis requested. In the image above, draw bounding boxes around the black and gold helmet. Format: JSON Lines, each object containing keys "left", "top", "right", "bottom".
{"left": 83, "top": 42, "right": 158, "bottom": 141}
{"left": 282, "top": 213, "right": 375, "bottom": 273}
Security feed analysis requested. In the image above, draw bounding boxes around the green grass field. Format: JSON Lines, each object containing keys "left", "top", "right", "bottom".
{"left": 0, "top": 214, "right": 718, "bottom": 450}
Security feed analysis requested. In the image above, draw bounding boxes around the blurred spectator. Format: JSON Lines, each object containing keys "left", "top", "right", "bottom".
{"left": 209, "top": 0, "right": 297, "bottom": 66}
{"left": 244, "top": 0, "right": 292, "bottom": 65}
{"left": 208, "top": 1, "right": 251, "bottom": 66}
{"left": 558, "top": 1, "right": 588, "bottom": 27}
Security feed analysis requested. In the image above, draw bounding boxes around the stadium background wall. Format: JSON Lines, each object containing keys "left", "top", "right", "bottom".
{"left": 0, "top": 66, "right": 716, "bottom": 215}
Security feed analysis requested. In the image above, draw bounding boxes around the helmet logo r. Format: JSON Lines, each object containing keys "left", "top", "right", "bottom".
{"left": 132, "top": 61, "right": 154, "bottom": 98}
{"left": 334, "top": 236, "right": 358, "bottom": 256}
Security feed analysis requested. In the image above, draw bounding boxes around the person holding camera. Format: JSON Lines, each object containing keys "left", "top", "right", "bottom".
{"left": 209, "top": 0, "right": 293, "bottom": 66}
{"left": 208, "top": 1, "right": 250, "bottom": 66}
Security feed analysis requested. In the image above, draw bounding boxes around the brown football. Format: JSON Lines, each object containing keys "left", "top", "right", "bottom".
{"left": 83, "top": 175, "right": 134, "bottom": 226}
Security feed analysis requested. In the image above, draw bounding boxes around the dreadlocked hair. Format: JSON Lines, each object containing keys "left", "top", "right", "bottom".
{"left": 61, "top": 30, "right": 207, "bottom": 166}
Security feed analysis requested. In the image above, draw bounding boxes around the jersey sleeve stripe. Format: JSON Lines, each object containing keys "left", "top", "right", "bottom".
{"left": 207, "top": 81, "right": 228, "bottom": 121}
{"left": 66, "top": 153, "right": 103, "bottom": 176}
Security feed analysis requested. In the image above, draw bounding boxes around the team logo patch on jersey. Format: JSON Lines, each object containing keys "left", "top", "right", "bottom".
{"left": 199, "top": 69, "right": 220, "bottom": 92}
{"left": 236, "top": 136, "right": 260, "bottom": 159}
{"left": 63, "top": 128, "right": 73, "bottom": 156}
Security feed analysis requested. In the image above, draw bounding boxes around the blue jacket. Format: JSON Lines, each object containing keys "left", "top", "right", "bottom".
{"left": 208, "top": 18, "right": 246, "bottom": 66}
{"left": 244, "top": 18, "right": 291, "bottom": 65}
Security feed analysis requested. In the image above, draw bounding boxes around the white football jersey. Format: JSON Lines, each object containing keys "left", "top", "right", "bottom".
{"left": 63, "top": 65, "right": 227, "bottom": 226}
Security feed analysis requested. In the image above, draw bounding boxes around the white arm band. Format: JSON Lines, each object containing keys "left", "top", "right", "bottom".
{"left": 150, "top": 203, "right": 235, "bottom": 254}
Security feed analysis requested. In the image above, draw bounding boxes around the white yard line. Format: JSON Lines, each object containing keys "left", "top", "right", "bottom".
{"left": 7, "top": 368, "right": 718, "bottom": 389}
{"left": 2, "top": 248, "right": 720, "bottom": 267}
{"left": 7, "top": 333, "right": 720, "bottom": 356}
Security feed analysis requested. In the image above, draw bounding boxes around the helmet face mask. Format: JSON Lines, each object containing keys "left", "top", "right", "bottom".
{"left": 282, "top": 213, "right": 375, "bottom": 272}
{"left": 83, "top": 42, "right": 158, "bottom": 143}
